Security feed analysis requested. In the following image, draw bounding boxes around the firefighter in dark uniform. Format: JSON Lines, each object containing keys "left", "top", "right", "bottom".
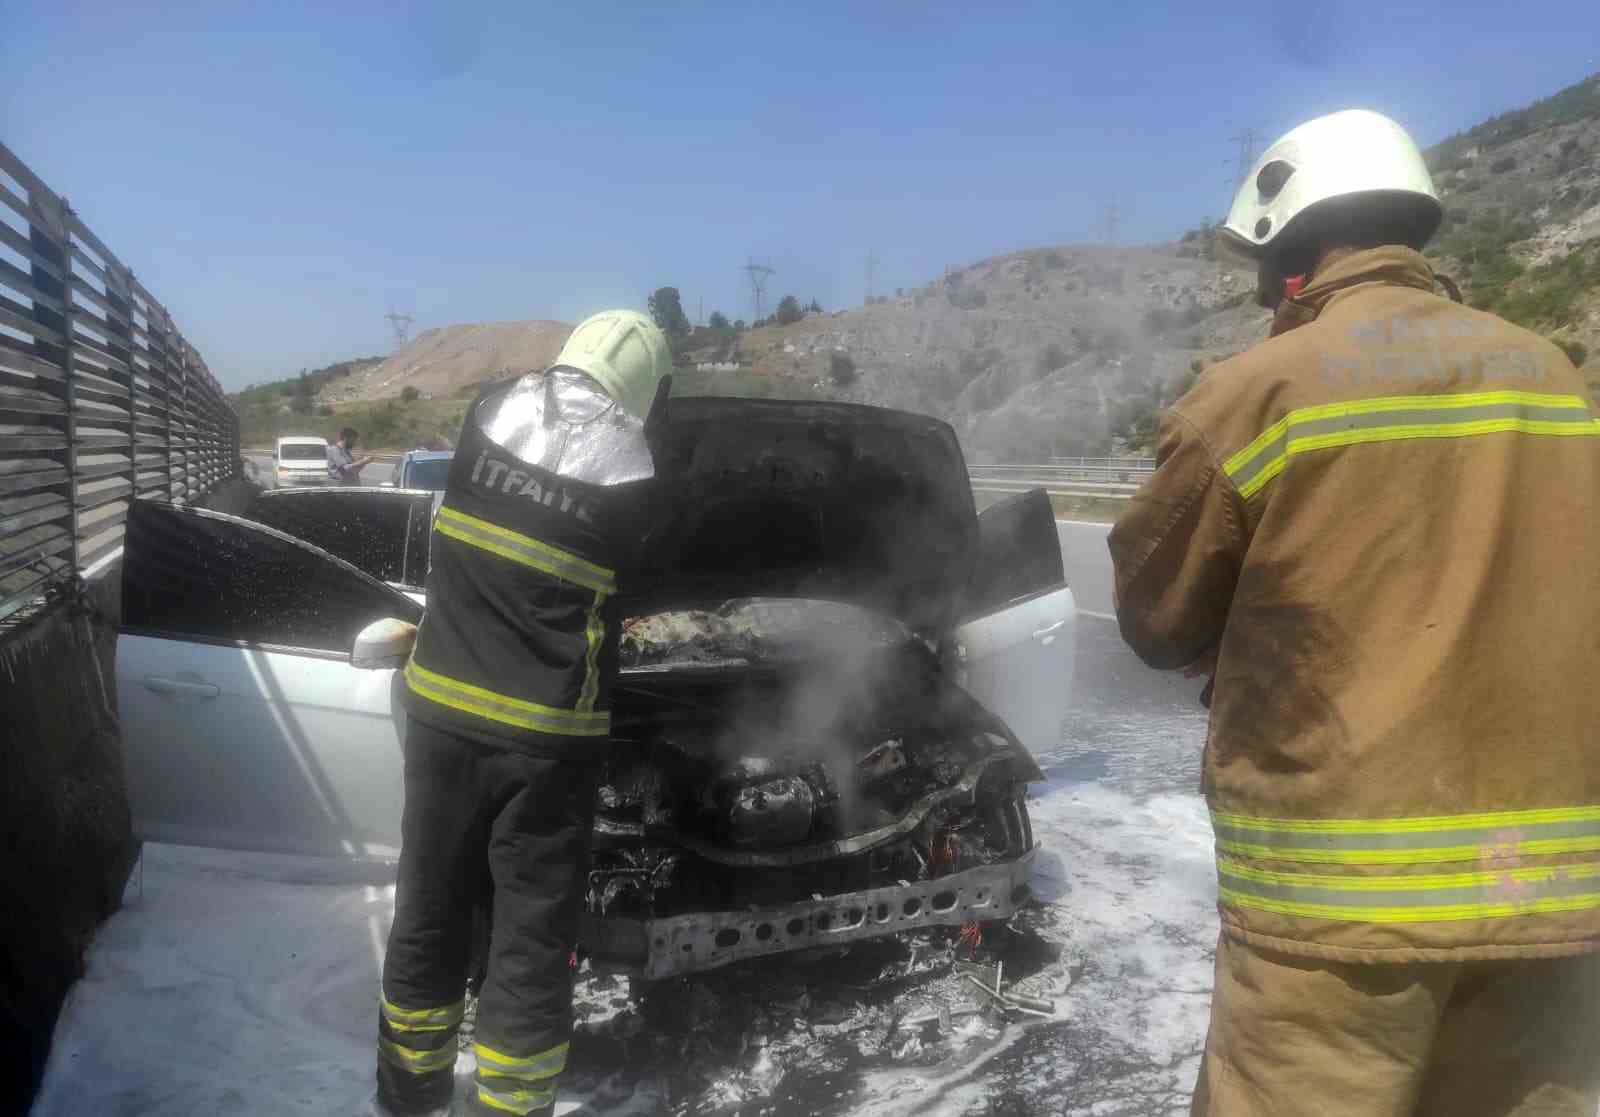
{"left": 374, "top": 310, "right": 674, "bottom": 1117}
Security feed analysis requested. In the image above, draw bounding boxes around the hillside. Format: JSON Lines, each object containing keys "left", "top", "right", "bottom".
{"left": 1425, "top": 71, "right": 1600, "bottom": 368}
{"left": 259, "top": 70, "right": 1600, "bottom": 456}
{"left": 320, "top": 320, "right": 573, "bottom": 404}
{"left": 728, "top": 245, "right": 1265, "bottom": 460}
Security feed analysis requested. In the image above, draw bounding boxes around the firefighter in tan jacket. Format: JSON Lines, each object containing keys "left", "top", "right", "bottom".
{"left": 1110, "top": 110, "right": 1600, "bottom": 1117}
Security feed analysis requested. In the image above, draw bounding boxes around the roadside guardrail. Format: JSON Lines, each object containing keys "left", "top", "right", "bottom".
{"left": 968, "top": 459, "right": 1154, "bottom": 501}
{"left": 0, "top": 140, "right": 238, "bottom": 626}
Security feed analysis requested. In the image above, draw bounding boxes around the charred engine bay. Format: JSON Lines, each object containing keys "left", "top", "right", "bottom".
{"left": 593, "top": 604, "right": 1039, "bottom": 921}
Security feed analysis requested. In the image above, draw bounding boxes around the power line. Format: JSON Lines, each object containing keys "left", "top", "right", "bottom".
{"left": 1228, "top": 127, "right": 1264, "bottom": 190}
{"left": 385, "top": 310, "right": 414, "bottom": 350}
{"left": 743, "top": 260, "right": 775, "bottom": 322}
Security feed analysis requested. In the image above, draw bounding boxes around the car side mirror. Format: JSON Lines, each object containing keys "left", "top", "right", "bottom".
{"left": 352, "top": 618, "right": 418, "bottom": 669}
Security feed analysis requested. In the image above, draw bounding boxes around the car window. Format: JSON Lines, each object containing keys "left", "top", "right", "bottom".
{"left": 122, "top": 501, "right": 423, "bottom": 654}
{"left": 403, "top": 458, "right": 452, "bottom": 490}
{"left": 278, "top": 443, "right": 326, "bottom": 461}
{"left": 245, "top": 489, "right": 435, "bottom": 588}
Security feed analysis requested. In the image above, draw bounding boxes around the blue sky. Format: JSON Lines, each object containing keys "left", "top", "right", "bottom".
{"left": 3, "top": 2, "right": 1597, "bottom": 389}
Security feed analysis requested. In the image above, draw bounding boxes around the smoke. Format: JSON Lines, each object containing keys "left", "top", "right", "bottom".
{"left": 702, "top": 600, "right": 933, "bottom": 832}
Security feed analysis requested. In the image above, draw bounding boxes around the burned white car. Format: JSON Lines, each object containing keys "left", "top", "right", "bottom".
{"left": 117, "top": 399, "right": 1075, "bottom": 978}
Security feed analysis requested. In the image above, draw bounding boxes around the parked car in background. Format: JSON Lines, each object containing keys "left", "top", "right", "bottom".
{"left": 385, "top": 449, "right": 454, "bottom": 491}
{"left": 272, "top": 436, "right": 329, "bottom": 488}
{"left": 116, "top": 398, "right": 1077, "bottom": 979}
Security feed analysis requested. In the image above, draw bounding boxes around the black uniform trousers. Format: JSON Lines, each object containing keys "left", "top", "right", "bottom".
{"left": 377, "top": 715, "right": 598, "bottom": 1116}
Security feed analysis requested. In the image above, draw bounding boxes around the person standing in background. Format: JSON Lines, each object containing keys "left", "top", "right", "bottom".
{"left": 329, "top": 426, "right": 374, "bottom": 485}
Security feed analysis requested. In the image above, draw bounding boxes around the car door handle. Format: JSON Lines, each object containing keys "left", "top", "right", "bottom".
{"left": 1031, "top": 620, "right": 1068, "bottom": 640}
{"left": 143, "top": 676, "right": 220, "bottom": 699}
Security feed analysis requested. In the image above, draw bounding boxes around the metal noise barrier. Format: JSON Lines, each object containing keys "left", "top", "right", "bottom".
{"left": 0, "top": 140, "right": 238, "bottom": 628}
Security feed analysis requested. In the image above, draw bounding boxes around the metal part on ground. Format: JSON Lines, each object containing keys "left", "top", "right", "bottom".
{"left": 583, "top": 851, "right": 1035, "bottom": 980}
{"left": 957, "top": 958, "right": 1058, "bottom": 1018}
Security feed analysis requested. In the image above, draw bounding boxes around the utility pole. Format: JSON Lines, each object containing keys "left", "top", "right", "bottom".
{"left": 1228, "top": 127, "right": 1263, "bottom": 190}
{"left": 865, "top": 251, "right": 879, "bottom": 304}
{"left": 385, "top": 310, "right": 414, "bottom": 351}
{"left": 1103, "top": 202, "right": 1120, "bottom": 245}
{"left": 743, "top": 260, "right": 775, "bottom": 323}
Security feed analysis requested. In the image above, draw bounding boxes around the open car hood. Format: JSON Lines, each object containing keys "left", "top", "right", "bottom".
{"left": 623, "top": 398, "right": 978, "bottom": 634}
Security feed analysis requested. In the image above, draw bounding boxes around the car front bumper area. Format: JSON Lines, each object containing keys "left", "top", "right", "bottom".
{"left": 580, "top": 850, "right": 1036, "bottom": 980}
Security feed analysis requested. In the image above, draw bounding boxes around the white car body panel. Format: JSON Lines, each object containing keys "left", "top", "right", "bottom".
{"left": 956, "top": 585, "right": 1076, "bottom": 755}
{"left": 117, "top": 634, "right": 404, "bottom": 859}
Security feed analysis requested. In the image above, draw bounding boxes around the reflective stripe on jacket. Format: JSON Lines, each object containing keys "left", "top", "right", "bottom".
{"left": 1109, "top": 247, "right": 1600, "bottom": 962}
{"left": 403, "top": 380, "right": 648, "bottom": 753}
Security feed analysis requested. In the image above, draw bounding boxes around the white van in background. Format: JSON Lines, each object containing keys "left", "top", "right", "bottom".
{"left": 272, "top": 436, "right": 329, "bottom": 488}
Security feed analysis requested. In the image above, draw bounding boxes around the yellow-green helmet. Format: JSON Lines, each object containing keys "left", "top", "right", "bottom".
{"left": 553, "top": 309, "right": 673, "bottom": 420}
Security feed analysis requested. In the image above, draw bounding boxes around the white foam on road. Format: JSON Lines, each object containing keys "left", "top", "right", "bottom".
{"left": 35, "top": 780, "right": 1223, "bottom": 1117}
{"left": 849, "top": 783, "right": 1218, "bottom": 1116}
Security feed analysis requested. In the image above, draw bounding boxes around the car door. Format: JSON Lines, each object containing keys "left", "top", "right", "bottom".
{"left": 954, "top": 488, "right": 1076, "bottom": 754}
{"left": 118, "top": 500, "right": 423, "bottom": 860}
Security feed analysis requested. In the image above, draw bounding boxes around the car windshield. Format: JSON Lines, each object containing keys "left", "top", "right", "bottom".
{"left": 404, "top": 458, "right": 452, "bottom": 490}
{"left": 279, "top": 444, "right": 326, "bottom": 461}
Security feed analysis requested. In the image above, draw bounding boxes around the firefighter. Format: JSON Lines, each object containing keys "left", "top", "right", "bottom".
{"left": 374, "top": 310, "right": 673, "bottom": 1117}
{"left": 1109, "top": 110, "right": 1600, "bottom": 1116}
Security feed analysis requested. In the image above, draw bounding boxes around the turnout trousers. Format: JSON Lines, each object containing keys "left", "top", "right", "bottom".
{"left": 377, "top": 716, "right": 598, "bottom": 1116}
{"left": 1190, "top": 934, "right": 1600, "bottom": 1117}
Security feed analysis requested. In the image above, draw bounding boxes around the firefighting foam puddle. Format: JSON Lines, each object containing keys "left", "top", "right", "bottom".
{"left": 34, "top": 618, "right": 1222, "bottom": 1116}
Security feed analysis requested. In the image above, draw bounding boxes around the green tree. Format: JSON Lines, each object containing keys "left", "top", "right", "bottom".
{"left": 775, "top": 295, "right": 803, "bottom": 326}
{"left": 708, "top": 311, "right": 730, "bottom": 330}
{"left": 647, "top": 287, "right": 691, "bottom": 339}
{"left": 400, "top": 385, "right": 420, "bottom": 403}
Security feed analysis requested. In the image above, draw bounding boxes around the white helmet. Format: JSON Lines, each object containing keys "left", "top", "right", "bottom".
{"left": 552, "top": 309, "right": 673, "bottom": 420}
{"left": 1219, "top": 110, "right": 1441, "bottom": 261}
